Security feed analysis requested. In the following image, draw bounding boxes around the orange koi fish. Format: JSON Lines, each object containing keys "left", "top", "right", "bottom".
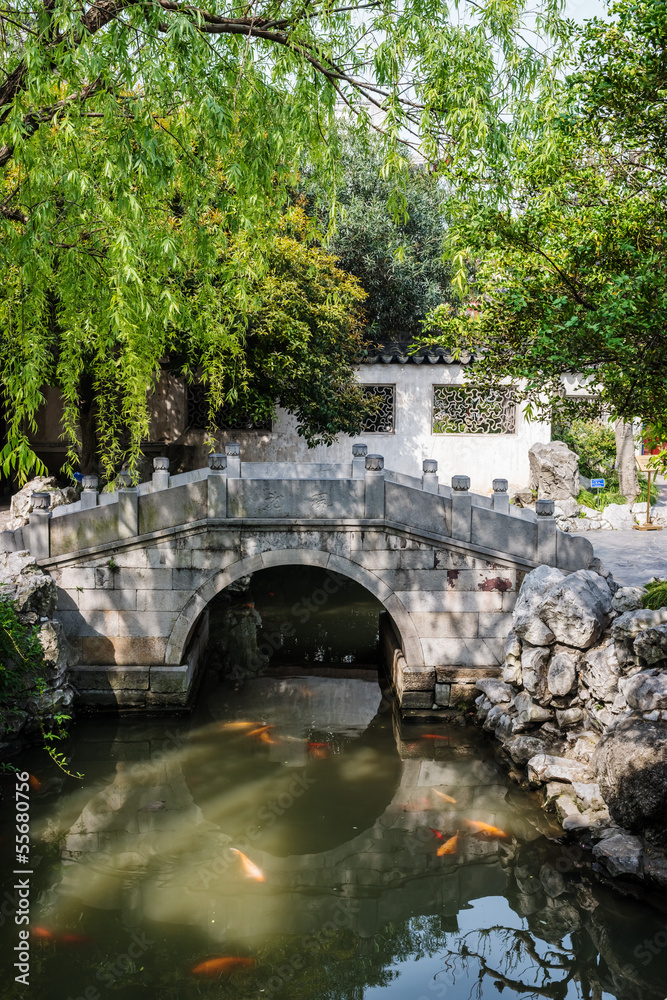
{"left": 31, "top": 926, "right": 55, "bottom": 942}
{"left": 421, "top": 734, "right": 450, "bottom": 741}
{"left": 230, "top": 848, "right": 265, "bottom": 882}
{"left": 60, "top": 933, "right": 93, "bottom": 945}
{"left": 429, "top": 827, "right": 444, "bottom": 841}
{"left": 192, "top": 957, "right": 255, "bottom": 976}
{"left": 432, "top": 790, "right": 457, "bottom": 805}
{"left": 28, "top": 774, "right": 42, "bottom": 791}
{"left": 465, "top": 820, "right": 508, "bottom": 839}
{"left": 219, "top": 721, "right": 259, "bottom": 731}
{"left": 259, "top": 730, "right": 280, "bottom": 746}
{"left": 247, "top": 725, "right": 273, "bottom": 738}
{"left": 437, "top": 831, "right": 459, "bottom": 856}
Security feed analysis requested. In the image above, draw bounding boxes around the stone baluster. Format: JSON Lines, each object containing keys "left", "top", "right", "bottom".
{"left": 536, "top": 498, "right": 557, "bottom": 564}
{"left": 364, "top": 454, "right": 385, "bottom": 518}
{"left": 492, "top": 478, "right": 509, "bottom": 514}
{"left": 352, "top": 443, "right": 368, "bottom": 480}
{"left": 225, "top": 442, "right": 241, "bottom": 479}
{"left": 28, "top": 492, "right": 51, "bottom": 559}
{"left": 152, "top": 456, "right": 170, "bottom": 491}
{"left": 422, "top": 459, "right": 438, "bottom": 494}
{"left": 80, "top": 475, "right": 99, "bottom": 509}
{"left": 118, "top": 471, "right": 139, "bottom": 538}
{"left": 450, "top": 475, "right": 472, "bottom": 542}
{"left": 208, "top": 453, "right": 228, "bottom": 519}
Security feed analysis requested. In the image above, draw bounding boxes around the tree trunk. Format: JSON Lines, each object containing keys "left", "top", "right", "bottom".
{"left": 615, "top": 418, "right": 638, "bottom": 504}
{"left": 78, "top": 373, "right": 98, "bottom": 475}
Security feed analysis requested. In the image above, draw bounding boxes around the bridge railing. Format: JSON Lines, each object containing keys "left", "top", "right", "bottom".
{"left": 2, "top": 442, "right": 593, "bottom": 572}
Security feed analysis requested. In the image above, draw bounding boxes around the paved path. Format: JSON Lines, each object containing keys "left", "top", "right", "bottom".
{"left": 592, "top": 530, "right": 667, "bottom": 588}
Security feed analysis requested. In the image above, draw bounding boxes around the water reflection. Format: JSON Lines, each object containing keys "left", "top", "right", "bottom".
{"left": 2, "top": 677, "right": 667, "bottom": 999}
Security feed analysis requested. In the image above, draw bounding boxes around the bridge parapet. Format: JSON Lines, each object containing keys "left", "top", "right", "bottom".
{"left": 12, "top": 445, "right": 589, "bottom": 574}
{"left": 2, "top": 444, "right": 595, "bottom": 714}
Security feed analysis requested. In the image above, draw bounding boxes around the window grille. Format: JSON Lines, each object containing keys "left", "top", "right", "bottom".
{"left": 187, "top": 383, "right": 272, "bottom": 431}
{"left": 432, "top": 385, "right": 516, "bottom": 434}
{"left": 361, "top": 385, "right": 396, "bottom": 433}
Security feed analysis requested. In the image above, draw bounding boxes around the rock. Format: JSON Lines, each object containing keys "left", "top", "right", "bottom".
{"left": 527, "top": 753, "right": 593, "bottom": 784}
{"left": 538, "top": 570, "right": 612, "bottom": 649}
{"left": 503, "top": 661, "right": 522, "bottom": 685}
{"left": 633, "top": 624, "right": 667, "bottom": 665}
{"left": 568, "top": 734, "right": 600, "bottom": 762}
{"left": 547, "top": 647, "right": 579, "bottom": 696}
{"left": 544, "top": 781, "right": 571, "bottom": 808}
{"left": 514, "top": 565, "right": 565, "bottom": 619}
{"left": 600, "top": 502, "right": 635, "bottom": 531}
{"left": 8, "top": 476, "right": 78, "bottom": 530}
{"left": 611, "top": 607, "right": 667, "bottom": 644}
{"left": 483, "top": 704, "right": 509, "bottom": 731}
{"left": 592, "top": 833, "right": 643, "bottom": 876}
{"left": 504, "top": 735, "right": 548, "bottom": 765}
{"left": 555, "top": 794, "right": 591, "bottom": 830}
{"left": 586, "top": 703, "right": 618, "bottom": 731}
{"left": 0, "top": 550, "right": 57, "bottom": 616}
{"left": 511, "top": 488, "right": 535, "bottom": 508}
{"left": 611, "top": 587, "right": 645, "bottom": 613}
{"left": 556, "top": 707, "right": 584, "bottom": 727}
{"left": 581, "top": 507, "right": 603, "bottom": 521}
{"left": 475, "top": 678, "right": 512, "bottom": 705}
{"left": 594, "top": 717, "right": 667, "bottom": 846}
{"left": 514, "top": 614, "right": 555, "bottom": 646}
{"left": 581, "top": 639, "right": 622, "bottom": 702}
{"left": 619, "top": 669, "right": 667, "bottom": 711}
{"left": 476, "top": 696, "right": 493, "bottom": 720}
{"left": 514, "top": 691, "right": 553, "bottom": 723}
{"left": 529, "top": 441, "right": 579, "bottom": 500}
{"left": 650, "top": 506, "right": 667, "bottom": 527}
{"left": 520, "top": 645, "right": 550, "bottom": 696}
{"left": 553, "top": 497, "right": 580, "bottom": 519}
{"left": 571, "top": 781, "right": 606, "bottom": 812}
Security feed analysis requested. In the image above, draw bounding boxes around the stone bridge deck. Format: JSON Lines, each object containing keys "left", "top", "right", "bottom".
{"left": 5, "top": 445, "right": 594, "bottom": 711}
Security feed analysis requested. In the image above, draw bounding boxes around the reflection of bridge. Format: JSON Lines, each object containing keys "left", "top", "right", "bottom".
{"left": 34, "top": 687, "right": 532, "bottom": 944}
{"left": 11, "top": 444, "right": 593, "bottom": 709}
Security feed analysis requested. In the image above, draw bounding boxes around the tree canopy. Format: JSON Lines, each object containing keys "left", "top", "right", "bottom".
{"left": 301, "top": 130, "right": 453, "bottom": 342}
{"left": 427, "top": 0, "right": 667, "bottom": 443}
{"left": 0, "top": 0, "right": 569, "bottom": 482}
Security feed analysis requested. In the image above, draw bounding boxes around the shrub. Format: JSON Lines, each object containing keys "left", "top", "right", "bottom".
{"left": 553, "top": 418, "right": 616, "bottom": 479}
{"left": 642, "top": 579, "right": 667, "bottom": 611}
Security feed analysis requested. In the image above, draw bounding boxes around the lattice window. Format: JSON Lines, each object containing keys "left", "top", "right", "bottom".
{"left": 432, "top": 385, "right": 516, "bottom": 434}
{"left": 187, "top": 383, "right": 272, "bottom": 431}
{"left": 361, "top": 385, "right": 395, "bottom": 433}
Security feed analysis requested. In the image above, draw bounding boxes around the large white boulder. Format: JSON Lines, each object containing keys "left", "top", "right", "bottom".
{"left": 538, "top": 570, "right": 613, "bottom": 649}
{"left": 529, "top": 441, "right": 580, "bottom": 500}
{"left": 601, "top": 502, "right": 634, "bottom": 531}
{"left": 8, "top": 476, "right": 78, "bottom": 530}
{"left": 620, "top": 669, "right": 667, "bottom": 711}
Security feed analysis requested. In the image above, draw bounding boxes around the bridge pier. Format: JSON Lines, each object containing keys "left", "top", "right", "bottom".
{"left": 5, "top": 447, "right": 594, "bottom": 714}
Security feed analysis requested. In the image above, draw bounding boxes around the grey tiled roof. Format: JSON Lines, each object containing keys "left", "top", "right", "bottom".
{"left": 363, "top": 341, "right": 474, "bottom": 365}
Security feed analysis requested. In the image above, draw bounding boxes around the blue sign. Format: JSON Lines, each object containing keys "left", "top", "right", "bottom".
{"left": 591, "top": 478, "right": 606, "bottom": 488}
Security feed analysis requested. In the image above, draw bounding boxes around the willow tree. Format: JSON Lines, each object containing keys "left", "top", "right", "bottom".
{"left": 0, "top": 0, "right": 569, "bottom": 481}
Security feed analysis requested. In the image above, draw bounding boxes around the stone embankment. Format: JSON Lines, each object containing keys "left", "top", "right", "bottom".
{"left": 0, "top": 549, "right": 76, "bottom": 756}
{"left": 475, "top": 563, "right": 667, "bottom": 888}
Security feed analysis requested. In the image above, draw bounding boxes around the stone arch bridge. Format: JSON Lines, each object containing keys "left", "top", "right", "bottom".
{"left": 9, "top": 445, "right": 593, "bottom": 711}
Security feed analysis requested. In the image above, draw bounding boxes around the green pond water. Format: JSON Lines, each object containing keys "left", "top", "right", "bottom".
{"left": 1, "top": 567, "right": 666, "bottom": 1000}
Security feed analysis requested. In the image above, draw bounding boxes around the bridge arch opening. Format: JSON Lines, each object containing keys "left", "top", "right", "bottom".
{"left": 164, "top": 548, "right": 424, "bottom": 672}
